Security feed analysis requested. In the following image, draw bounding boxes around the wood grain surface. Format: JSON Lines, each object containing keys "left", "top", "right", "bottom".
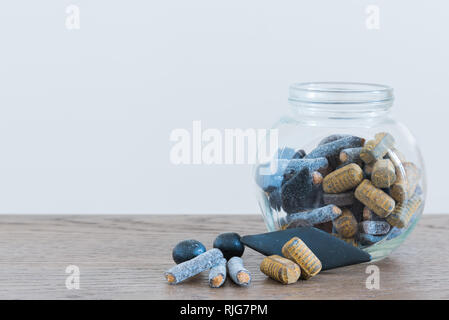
{"left": 0, "top": 214, "right": 448, "bottom": 299}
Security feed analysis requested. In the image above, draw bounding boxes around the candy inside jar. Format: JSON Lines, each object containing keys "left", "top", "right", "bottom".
{"left": 253, "top": 82, "right": 426, "bottom": 261}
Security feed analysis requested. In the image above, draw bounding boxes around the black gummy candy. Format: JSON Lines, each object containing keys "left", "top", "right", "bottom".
{"left": 213, "top": 232, "right": 245, "bottom": 260}
{"left": 172, "top": 239, "right": 206, "bottom": 264}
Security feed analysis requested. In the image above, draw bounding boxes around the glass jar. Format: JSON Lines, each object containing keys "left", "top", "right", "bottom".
{"left": 253, "top": 82, "right": 426, "bottom": 261}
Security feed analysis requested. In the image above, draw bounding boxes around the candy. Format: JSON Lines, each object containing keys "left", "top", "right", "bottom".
{"left": 318, "top": 134, "right": 352, "bottom": 146}
{"left": 323, "top": 192, "right": 355, "bottom": 207}
{"left": 227, "top": 257, "right": 251, "bottom": 286}
{"left": 371, "top": 159, "right": 396, "bottom": 188}
{"left": 306, "top": 136, "right": 365, "bottom": 165}
{"left": 332, "top": 233, "right": 358, "bottom": 247}
{"left": 208, "top": 258, "right": 227, "bottom": 288}
{"left": 213, "top": 232, "right": 245, "bottom": 260}
{"left": 390, "top": 162, "right": 421, "bottom": 202}
{"left": 332, "top": 208, "right": 358, "bottom": 238}
{"left": 350, "top": 199, "right": 365, "bottom": 222}
{"left": 358, "top": 233, "right": 387, "bottom": 245}
{"left": 322, "top": 163, "right": 364, "bottom": 193}
{"left": 360, "top": 132, "right": 395, "bottom": 164}
{"left": 292, "top": 149, "right": 306, "bottom": 159}
{"left": 363, "top": 163, "right": 374, "bottom": 179}
{"left": 387, "top": 211, "right": 420, "bottom": 240}
{"left": 386, "top": 147, "right": 406, "bottom": 163}
{"left": 282, "top": 158, "right": 329, "bottom": 182}
{"left": 260, "top": 255, "right": 301, "bottom": 284}
{"left": 165, "top": 248, "right": 224, "bottom": 285}
{"left": 386, "top": 194, "right": 423, "bottom": 228}
{"left": 172, "top": 239, "right": 206, "bottom": 264}
{"left": 257, "top": 131, "right": 424, "bottom": 251}
{"left": 241, "top": 228, "right": 371, "bottom": 270}
{"left": 287, "top": 205, "right": 342, "bottom": 226}
{"left": 282, "top": 237, "right": 322, "bottom": 279}
{"left": 354, "top": 179, "right": 395, "bottom": 218}
{"left": 268, "top": 189, "right": 282, "bottom": 211}
{"left": 359, "top": 221, "right": 391, "bottom": 235}
{"left": 281, "top": 167, "right": 315, "bottom": 213}
{"left": 362, "top": 207, "right": 383, "bottom": 221}
{"left": 339, "top": 147, "right": 363, "bottom": 165}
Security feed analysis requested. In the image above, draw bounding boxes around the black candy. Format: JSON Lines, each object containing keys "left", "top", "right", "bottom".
{"left": 281, "top": 167, "right": 313, "bottom": 213}
{"left": 241, "top": 227, "right": 371, "bottom": 270}
{"left": 172, "top": 239, "right": 206, "bottom": 264}
{"left": 213, "top": 232, "right": 245, "bottom": 260}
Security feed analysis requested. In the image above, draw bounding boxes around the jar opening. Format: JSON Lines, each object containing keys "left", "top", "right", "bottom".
{"left": 288, "top": 82, "right": 394, "bottom": 118}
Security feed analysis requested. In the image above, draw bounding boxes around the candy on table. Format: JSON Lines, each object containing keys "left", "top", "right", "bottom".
{"left": 322, "top": 163, "right": 364, "bottom": 194}
{"left": 386, "top": 193, "right": 423, "bottom": 228}
{"left": 260, "top": 255, "right": 301, "bottom": 285}
{"left": 172, "top": 239, "right": 206, "bottom": 264}
{"left": 213, "top": 232, "right": 245, "bottom": 261}
{"left": 339, "top": 147, "right": 363, "bottom": 165}
{"left": 287, "top": 205, "right": 342, "bottom": 226}
{"left": 323, "top": 191, "right": 355, "bottom": 207}
{"left": 281, "top": 237, "right": 322, "bottom": 280}
{"left": 165, "top": 248, "right": 224, "bottom": 285}
{"left": 359, "top": 221, "right": 391, "bottom": 235}
{"left": 354, "top": 179, "right": 395, "bottom": 218}
{"left": 227, "top": 257, "right": 251, "bottom": 286}
{"left": 332, "top": 208, "right": 358, "bottom": 238}
{"left": 390, "top": 162, "right": 421, "bottom": 203}
{"left": 208, "top": 257, "right": 227, "bottom": 288}
{"left": 241, "top": 228, "right": 371, "bottom": 270}
{"left": 360, "top": 132, "right": 395, "bottom": 164}
{"left": 371, "top": 159, "right": 397, "bottom": 188}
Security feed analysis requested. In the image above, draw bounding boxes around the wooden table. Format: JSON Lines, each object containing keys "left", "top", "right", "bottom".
{"left": 0, "top": 214, "right": 448, "bottom": 299}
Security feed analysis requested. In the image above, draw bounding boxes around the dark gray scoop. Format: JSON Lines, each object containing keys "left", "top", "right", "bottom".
{"left": 241, "top": 227, "right": 371, "bottom": 270}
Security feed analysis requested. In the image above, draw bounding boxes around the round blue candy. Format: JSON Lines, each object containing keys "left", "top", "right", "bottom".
{"left": 172, "top": 239, "right": 206, "bottom": 264}
{"left": 213, "top": 232, "right": 244, "bottom": 260}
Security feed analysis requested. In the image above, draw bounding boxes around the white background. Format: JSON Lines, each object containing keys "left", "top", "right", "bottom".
{"left": 0, "top": 1, "right": 447, "bottom": 214}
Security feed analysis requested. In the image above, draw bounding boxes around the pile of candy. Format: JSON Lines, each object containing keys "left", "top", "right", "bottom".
{"left": 256, "top": 132, "right": 424, "bottom": 247}
{"left": 165, "top": 233, "right": 251, "bottom": 287}
{"left": 164, "top": 233, "right": 323, "bottom": 286}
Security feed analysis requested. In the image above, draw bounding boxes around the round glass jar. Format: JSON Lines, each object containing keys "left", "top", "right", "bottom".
{"left": 254, "top": 82, "right": 426, "bottom": 261}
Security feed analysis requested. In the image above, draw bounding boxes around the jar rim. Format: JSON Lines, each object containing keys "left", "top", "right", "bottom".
{"left": 289, "top": 82, "right": 394, "bottom": 105}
